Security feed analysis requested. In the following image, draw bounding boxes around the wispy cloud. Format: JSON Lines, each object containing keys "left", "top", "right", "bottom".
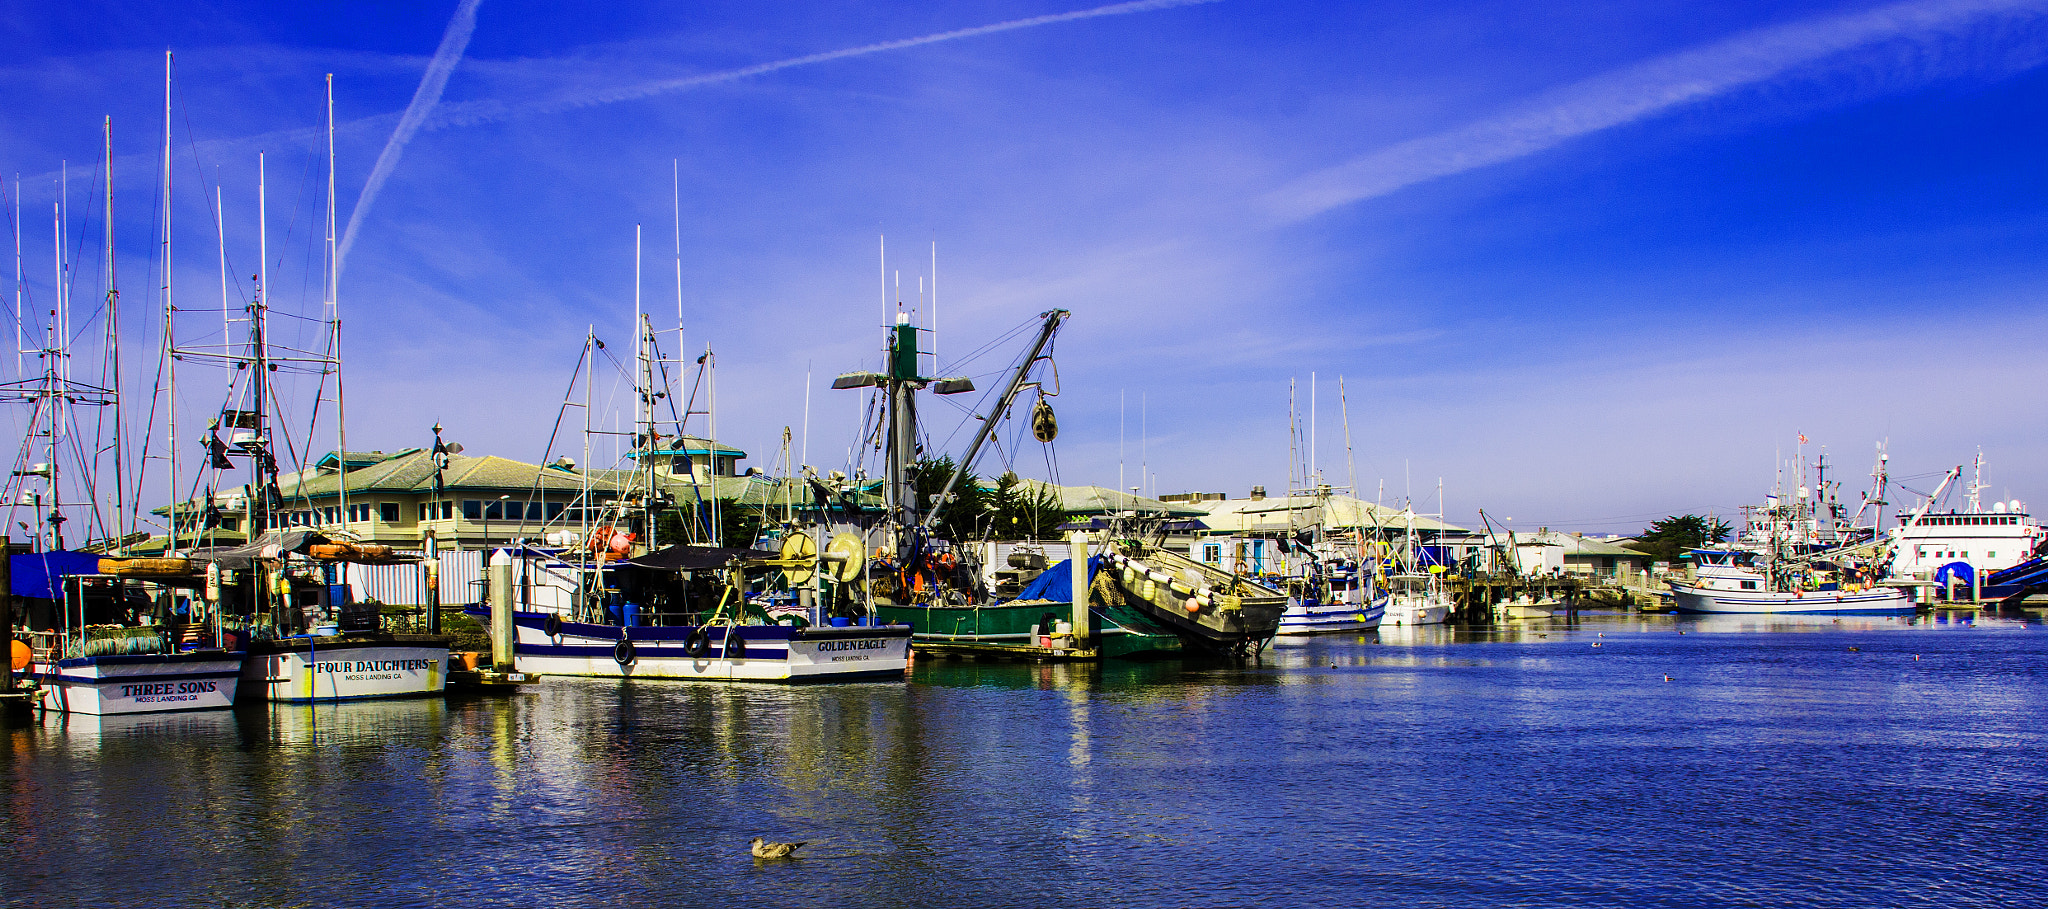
{"left": 337, "top": 0, "right": 484, "bottom": 275}
{"left": 1265, "top": 0, "right": 2048, "bottom": 222}
{"left": 423, "top": 0, "right": 1223, "bottom": 131}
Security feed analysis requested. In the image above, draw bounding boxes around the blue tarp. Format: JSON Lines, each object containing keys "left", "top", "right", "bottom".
{"left": 1934, "top": 562, "right": 1975, "bottom": 587}
{"left": 10, "top": 550, "right": 103, "bottom": 600}
{"left": 1008, "top": 555, "right": 1101, "bottom": 604}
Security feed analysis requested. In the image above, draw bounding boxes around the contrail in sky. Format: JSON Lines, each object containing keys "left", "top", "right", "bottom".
{"left": 1265, "top": 0, "right": 2048, "bottom": 222}
{"left": 332, "top": 0, "right": 1216, "bottom": 270}
{"left": 425, "top": 0, "right": 1224, "bottom": 130}
{"left": 337, "top": 0, "right": 483, "bottom": 276}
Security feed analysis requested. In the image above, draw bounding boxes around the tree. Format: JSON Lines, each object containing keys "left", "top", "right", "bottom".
{"left": 1628, "top": 513, "right": 1733, "bottom": 564}
{"left": 985, "top": 471, "right": 1069, "bottom": 541}
{"left": 907, "top": 456, "right": 990, "bottom": 543}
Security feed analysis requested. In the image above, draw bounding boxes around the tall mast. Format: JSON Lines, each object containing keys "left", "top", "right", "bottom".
{"left": 252, "top": 152, "right": 272, "bottom": 536}
{"left": 104, "top": 116, "right": 127, "bottom": 546}
{"left": 162, "top": 50, "right": 178, "bottom": 555}
{"left": 327, "top": 74, "right": 347, "bottom": 536}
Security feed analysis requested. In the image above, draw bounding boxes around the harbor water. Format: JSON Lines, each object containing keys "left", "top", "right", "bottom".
{"left": 4, "top": 612, "right": 2043, "bottom": 908}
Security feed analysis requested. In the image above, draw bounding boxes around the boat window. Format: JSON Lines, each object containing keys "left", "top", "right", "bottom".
{"left": 1741, "top": 580, "right": 1757, "bottom": 590}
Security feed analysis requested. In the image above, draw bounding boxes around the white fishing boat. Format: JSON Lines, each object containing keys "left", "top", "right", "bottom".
{"left": 1275, "top": 558, "right": 1385, "bottom": 635}
{"left": 472, "top": 544, "right": 911, "bottom": 682}
{"left": 1885, "top": 451, "right": 2042, "bottom": 582}
{"left": 1382, "top": 572, "right": 1452, "bottom": 626}
{"left": 4, "top": 118, "right": 247, "bottom": 715}
{"left": 1664, "top": 440, "right": 1948, "bottom": 617}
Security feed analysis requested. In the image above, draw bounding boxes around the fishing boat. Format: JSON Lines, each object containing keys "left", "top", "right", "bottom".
{"left": 4, "top": 119, "right": 245, "bottom": 714}
{"left": 1667, "top": 444, "right": 1947, "bottom": 617}
{"left": 1382, "top": 572, "right": 1452, "bottom": 626}
{"left": 463, "top": 233, "right": 912, "bottom": 682}
{"left": 843, "top": 306, "right": 1181, "bottom": 660}
{"left": 159, "top": 96, "right": 450, "bottom": 701}
{"left": 472, "top": 542, "right": 911, "bottom": 682}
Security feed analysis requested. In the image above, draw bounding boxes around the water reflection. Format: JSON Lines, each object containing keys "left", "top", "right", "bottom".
{"left": 2, "top": 616, "right": 2044, "bottom": 908}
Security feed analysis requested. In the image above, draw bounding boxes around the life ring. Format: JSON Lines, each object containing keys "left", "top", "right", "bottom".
{"left": 1233, "top": 559, "right": 1250, "bottom": 575}
{"left": 613, "top": 638, "right": 636, "bottom": 665}
{"left": 543, "top": 613, "right": 563, "bottom": 639}
{"left": 725, "top": 631, "right": 748, "bottom": 658}
{"left": 934, "top": 552, "right": 958, "bottom": 572}
{"left": 776, "top": 614, "right": 811, "bottom": 629}
{"left": 684, "top": 627, "right": 711, "bottom": 658}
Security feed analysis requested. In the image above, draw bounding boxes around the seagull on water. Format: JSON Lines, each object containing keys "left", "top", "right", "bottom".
{"left": 751, "top": 837, "right": 806, "bottom": 859}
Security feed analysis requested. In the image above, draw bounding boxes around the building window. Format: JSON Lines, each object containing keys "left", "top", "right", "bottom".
{"left": 380, "top": 503, "right": 400, "bottom": 523}
{"left": 349, "top": 503, "right": 372, "bottom": 522}
{"left": 546, "top": 502, "right": 565, "bottom": 520}
{"left": 525, "top": 502, "right": 543, "bottom": 521}
{"left": 419, "top": 501, "right": 453, "bottom": 521}
{"left": 463, "top": 500, "right": 481, "bottom": 520}
{"left": 483, "top": 501, "right": 504, "bottom": 520}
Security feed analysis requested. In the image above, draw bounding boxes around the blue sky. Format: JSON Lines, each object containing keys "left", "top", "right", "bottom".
{"left": 5, "top": 0, "right": 2048, "bottom": 536}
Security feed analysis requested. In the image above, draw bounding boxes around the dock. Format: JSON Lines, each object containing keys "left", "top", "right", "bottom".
{"left": 912, "top": 640, "right": 1100, "bottom": 662}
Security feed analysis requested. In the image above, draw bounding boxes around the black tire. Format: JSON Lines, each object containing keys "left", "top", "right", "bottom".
{"left": 543, "top": 613, "right": 563, "bottom": 639}
{"left": 613, "top": 638, "right": 635, "bottom": 665}
{"left": 683, "top": 628, "right": 710, "bottom": 659}
{"left": 726, "top": 631, "right": 748, "bottom": 658}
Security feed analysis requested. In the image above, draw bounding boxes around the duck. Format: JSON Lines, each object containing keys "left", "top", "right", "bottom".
{"left": 1662, "top": 675, "right": 1673, "bottom": 682}
{"left": 751, "top": 837, "right": 806, "bottom": 859}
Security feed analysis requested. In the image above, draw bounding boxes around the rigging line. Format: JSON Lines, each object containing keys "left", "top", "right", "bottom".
{"left": 530, "top": 342, "right": 596, "bottom": 524}
{"left": 59, "top": 404, "right": 111, "bottom": 546}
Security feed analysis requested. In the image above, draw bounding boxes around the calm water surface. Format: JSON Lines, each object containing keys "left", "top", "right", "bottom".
{"left": 4, "top": 611, "right": 2043, "bottom": 908}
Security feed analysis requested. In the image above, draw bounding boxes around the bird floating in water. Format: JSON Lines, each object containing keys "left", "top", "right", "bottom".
{"left": 1848, "top": 646, "right": 1861, "bottom": 652}
{"left": 1662, "top": 675, "right": 1673, "bottom": 682}
{"left": 1591, "top": 642, "right": 1602, "bottom": 648}
{"left": 751, "top": 838, "right": 806, "bottom": 859}
{"left": 1914, "top": 654, "right": 1921, "bottom": 661}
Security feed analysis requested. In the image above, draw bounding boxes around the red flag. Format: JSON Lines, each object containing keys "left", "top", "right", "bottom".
{"left": 1797, "top": 433, "right": 1808, "bottom": 444}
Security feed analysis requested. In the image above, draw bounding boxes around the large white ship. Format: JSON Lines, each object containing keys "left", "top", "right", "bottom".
{"left": 1885, "top": 452, "right": 2042, "bottom": 581}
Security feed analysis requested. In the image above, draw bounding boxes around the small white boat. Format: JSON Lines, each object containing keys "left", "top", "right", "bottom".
{"left": 1276, "top": 591, "right": 1387, "bottom": 635}
{"left": 1382, "top": 573, "right": 1451, "bottom": 626}
{"left": 1495, "top": 595, "right": 1557, "bottom": 621}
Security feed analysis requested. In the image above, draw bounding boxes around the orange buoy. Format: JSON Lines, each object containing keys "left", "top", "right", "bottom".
{"left": 11, "top": 639, "right": 30, "bottom": 671}
{"left": 1184, "top": 600, "right": 1202, "bottom": 614}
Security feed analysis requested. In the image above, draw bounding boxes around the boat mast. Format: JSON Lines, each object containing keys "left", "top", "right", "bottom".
{"left": 327, "top": 74, "right": 347, "bottom": 539}
{"left": 162, "top": 51, "right": 178, "bottom": 555}
{"left": 103, "top": 117, "right": 127, "bottom": 547}
{"left": 916, "top": 309, "right": 1066, "bottom": 536}
{"left": 252, "top": 153, "right": 274, "bottom": 539}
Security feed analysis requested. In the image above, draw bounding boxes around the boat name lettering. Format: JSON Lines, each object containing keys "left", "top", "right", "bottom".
{"left": 313, "top": 659, "right": 438, "bottom": 674}
{"left": 120, "top": 680, "right": 217, "bottom": 698}
{"left": 815, "top": 639, "right": 889, "bottom": 652}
